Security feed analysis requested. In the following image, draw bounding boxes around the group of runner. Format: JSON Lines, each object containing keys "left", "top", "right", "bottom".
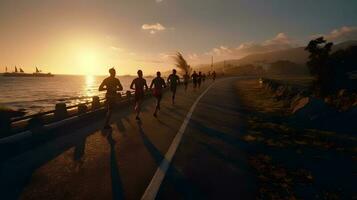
{"left": 99, "top": 68, "right": 216, "bottom": 128}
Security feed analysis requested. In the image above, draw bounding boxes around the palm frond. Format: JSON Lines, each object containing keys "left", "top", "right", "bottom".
{"left": 173, "top": 52, "right": 191, "bottom": 75}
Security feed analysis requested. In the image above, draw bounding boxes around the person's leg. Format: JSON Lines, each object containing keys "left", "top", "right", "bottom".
{"left": 136, "top": 97, "right": 143, "bottom": 120}
{"left": 157, "top": 95, "right": 162, "bottom": 110}
{"left": 154, "top": 96, "right": 161, "bottom": 117}
{"left": 172, "top": 87, "right": 176, "bottom": 104}
{"left": 104, "top": 101, "right": 113, "bottom": 128}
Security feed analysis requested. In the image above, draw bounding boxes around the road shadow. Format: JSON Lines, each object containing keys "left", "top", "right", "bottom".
{"left": 136, "top": 121, "right": 202, "bottom": 199}
{"left": 189, "top": 118, "right": 248, "bottom": 149}
{"left": 0, "top": 113, "right": 130, "bottom": 200}
{"left": 101, "top": 128, "right": 125, "bottom": 200}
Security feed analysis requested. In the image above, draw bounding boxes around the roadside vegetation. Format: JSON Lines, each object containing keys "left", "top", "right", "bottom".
{"left": 235, "top": 79, "right": 357, "bottom": 199}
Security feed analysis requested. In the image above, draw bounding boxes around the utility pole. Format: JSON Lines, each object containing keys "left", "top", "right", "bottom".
{"left": 211, "top": 56, "right": 213, "bottom": 72}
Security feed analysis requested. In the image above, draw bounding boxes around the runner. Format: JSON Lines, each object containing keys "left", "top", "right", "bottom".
{"left": 202, "top": 73, "right": 206, "bottom": 83}
{"left": 212, "top": 70, "right": 216, "bottom": 81}
{"left": 150, "top": 71, "right": 166, "bottom": 117}
{"left": 191, "top": 71, "right": 198, "bottom": 89}
{"left": 130, "top": 70, "right": 148, "bottom": 121}
{"left": 98, "top": 68, "right": 123, "bottom": 129}
{"left": 197, "top": 71, "right": 202, "bottom": 88}
{"left": 167, "top": 69, "right": 180, "bottom": 104}
{"left": 183, "top": 71, "right": 190, "bottom": 92}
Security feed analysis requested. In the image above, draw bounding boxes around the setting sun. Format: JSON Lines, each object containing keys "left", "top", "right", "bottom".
{"left": 77, "top": 48, "right": 100, "bottom": 75}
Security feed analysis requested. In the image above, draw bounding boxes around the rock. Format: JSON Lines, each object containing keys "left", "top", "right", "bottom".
{"left": 338, "top": 89, "right": 347, "bottom": 97}
{"left": 291, "top": 97, "right": 335, "bottom": 120}
{"left": 324, "top": 95, "right": 334, "bottom": 105}
{"left": 274, "top": 86, "right": 287, "bottom": 99}
{"left": 291, "top": 97, "right": 310, "bottom": 114}
{"left": 290, "top": 93, "right": 307, "bottom": 110}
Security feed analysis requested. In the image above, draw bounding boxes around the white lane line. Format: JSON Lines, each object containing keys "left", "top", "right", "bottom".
{"left": 141, "top": 81, "right": 218, "bottom": 200}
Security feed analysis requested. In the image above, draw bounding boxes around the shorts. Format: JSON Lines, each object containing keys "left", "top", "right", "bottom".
{"left": 170, "top": 85, "right": 177, "bottom": 93}
{"left": 152, "top": 88, "right": 162, "bottom": 98}
{"left": 106, "top": 96, "right": 116, "bottom": 110}
{"left": 135, "top": 91, "right": 144, "bottom": 102}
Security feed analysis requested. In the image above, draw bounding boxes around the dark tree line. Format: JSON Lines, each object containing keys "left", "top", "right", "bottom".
{"left": 305, "top": 37, "right": 357, "bottom": 97}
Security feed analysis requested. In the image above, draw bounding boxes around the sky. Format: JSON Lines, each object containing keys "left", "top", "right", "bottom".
{"left": 0, "top": 0, "right": 356, "bottom": 75}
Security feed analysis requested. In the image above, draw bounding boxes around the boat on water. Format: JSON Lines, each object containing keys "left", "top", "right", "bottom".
{"left": 3, "top": 67, "right": 54, "bottom": 77}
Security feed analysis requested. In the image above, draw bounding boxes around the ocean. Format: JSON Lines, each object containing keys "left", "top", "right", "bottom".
{"left": 0, "top": 75, "right": 153, "bottom": 116}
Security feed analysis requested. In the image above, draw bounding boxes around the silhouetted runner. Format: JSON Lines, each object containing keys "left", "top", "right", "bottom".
{"left": 183, "top": 72, "right": 190, "bottom": 91}
{"left": 198, "top": 71, "right": 202, "bottom": 88}
{"left": 99, "top": 68, "right": 123, "bottom": 129}
{"left": 150, "top": 71, "right": 166, "bottom": 117}
{"left": 212, "top": 70, "right": 216, "bottom": 81}
{"left": 130, "top": 70, "right": 148, "bottom": 121}
{"left": 167, "top": 69, "right": 180, "bottom": 104}
{"left": 191, "top": 71, "right": 198, "bottom": 89}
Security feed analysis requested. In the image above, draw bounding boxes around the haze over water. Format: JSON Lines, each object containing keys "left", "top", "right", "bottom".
{"left": 0, "top": 75, "right": 152, "bottom": 115}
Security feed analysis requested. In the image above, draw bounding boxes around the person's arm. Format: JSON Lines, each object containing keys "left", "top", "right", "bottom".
{"left": 117, "top": 80, "right": 123, "bottom": 91}
{"left": 144, "top": 80, "right": 149, "bottom": 91}
{"left": 98, "top": 80, "right": 106, "bottom": 91}
{"left": 167, "top": 75, "right": 171, "bottom": 84}
{"left": 130, "top": 79, "right": 135, "bottom": 90}
{"left": 163, "top": 79, "right": 167, "bottom": 88}
{"left": 177, "top": 76, "right": 181, "bottom": 84}
{"left": 150, "top": 79, "right": 154, "bottom": 89}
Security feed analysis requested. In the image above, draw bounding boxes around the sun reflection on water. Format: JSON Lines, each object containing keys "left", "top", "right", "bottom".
{"left": 84, "top": 75, "right": 97, "bottom": 100}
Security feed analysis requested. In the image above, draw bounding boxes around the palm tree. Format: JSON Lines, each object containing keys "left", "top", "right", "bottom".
{"left": 173, "top": 52, "right": 191, "bottom": 75}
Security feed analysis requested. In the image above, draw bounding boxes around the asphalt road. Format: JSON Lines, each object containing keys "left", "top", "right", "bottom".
{"left": 0, "top": 77, "right": 257, "bottom": 200}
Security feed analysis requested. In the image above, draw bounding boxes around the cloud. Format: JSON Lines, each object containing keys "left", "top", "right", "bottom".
{"left": 110, "top": 46, "right": 124, "bottom": 52}
{"left": 313, "top": 26, "right": 357, "bottom": 42}
{"left": 263, "top": 32, "right": 292, "bottom": 46}
{"left": 188, "top": 53, "right": 199, "bottom": 60}
{"left": 142, "top": 23, "right": 166, "bottom": 34}
{"left": 206, "top": 32, "right": 296, "bottom": 59}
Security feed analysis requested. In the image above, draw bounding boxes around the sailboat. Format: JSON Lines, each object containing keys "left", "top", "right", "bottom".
{"left": 33, "top": 66, "right": 54, "bottom": 77}
{"left": 3, "top": 66, "right": 54, "bottom": 77}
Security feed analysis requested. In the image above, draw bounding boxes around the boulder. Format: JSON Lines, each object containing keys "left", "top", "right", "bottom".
{"left": 290, "top": 93, "right": 308, "bottom": 109}
{"left": 274, "top": 85, "right": 286, "bottom": 99}
{"left": 291, "top": 96, "right": 335, "bottom": 121}
{"left": 338, "top": 89, "right": 347, "bottom": 97}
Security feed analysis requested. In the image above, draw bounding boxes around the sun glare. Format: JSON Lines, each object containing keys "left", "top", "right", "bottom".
{"left": 77, "top": 48, "right": 101, "bottom": 75}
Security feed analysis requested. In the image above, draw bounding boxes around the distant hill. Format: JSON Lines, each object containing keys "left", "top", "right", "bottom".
{"left": 196, "top": 40, "right": 357, "bottom": 72}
